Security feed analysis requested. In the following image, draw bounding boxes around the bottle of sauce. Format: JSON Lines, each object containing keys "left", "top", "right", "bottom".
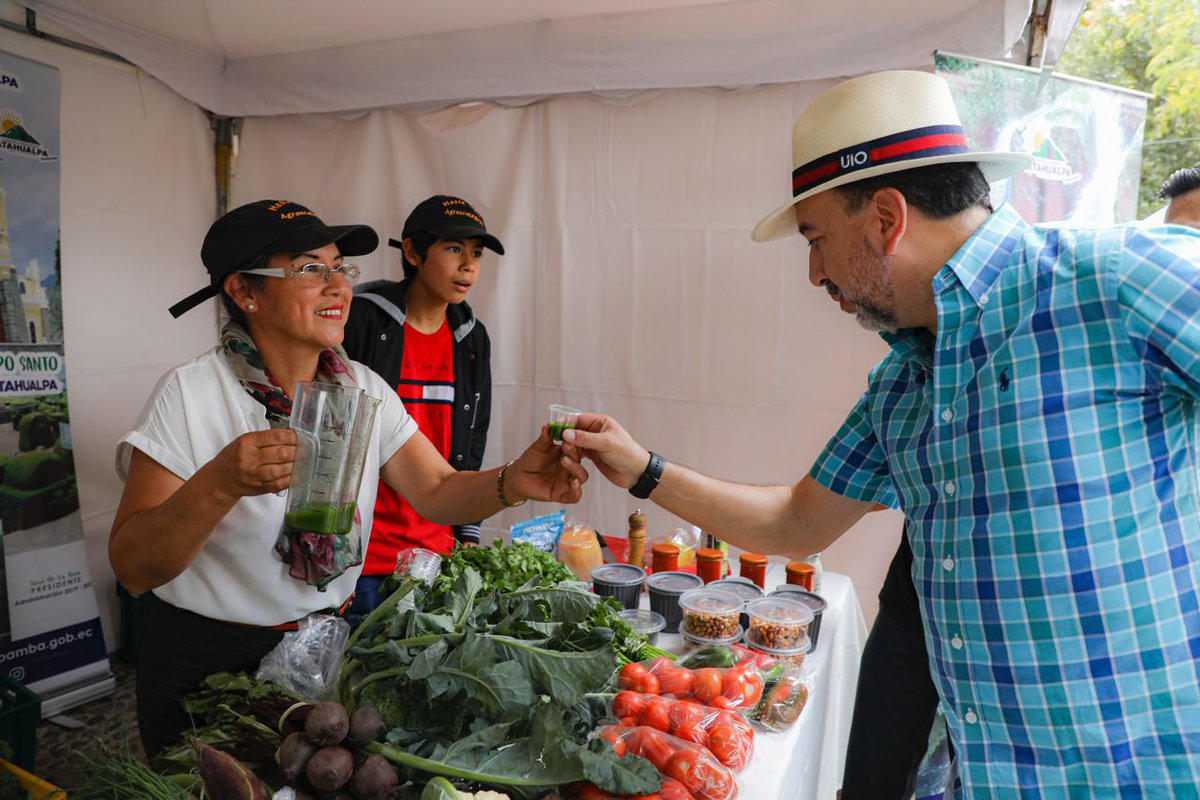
{"left": 627, "top": 509, "right": 647, "bottom": 568}
{"left": 696, "top": 547, "right": 725, "bottom": 583}
{"left": 785, "top": 560, "right": 815, "bottom": 590}
{"left": 739, "top": 552, "right": 768, "bottom": 588}
{"left": 651, "top": 542, "right": 680, "bottom": 573}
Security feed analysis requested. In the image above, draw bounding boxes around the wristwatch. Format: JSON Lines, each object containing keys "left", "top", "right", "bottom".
{"left": 629, "top": 452, "right": 665, "bottom": 499}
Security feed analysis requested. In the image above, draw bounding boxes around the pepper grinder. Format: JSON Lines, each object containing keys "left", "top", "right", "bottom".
{"left": 627, "top": 508, "right": 647, "bottom": 568}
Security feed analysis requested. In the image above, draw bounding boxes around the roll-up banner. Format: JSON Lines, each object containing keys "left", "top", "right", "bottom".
{"left": 0, "top": 51, "right": 113, "bottom": 717}
{"left": 936, "top": 52, "right": 1151, "bottom": 225}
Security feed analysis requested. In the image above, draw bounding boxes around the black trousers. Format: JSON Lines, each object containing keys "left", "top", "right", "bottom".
{"left": 841, "top": 535, "right": 941, "bottom": 800}
{"left": 136, "top": 594, "right": 285, "bottom": 758}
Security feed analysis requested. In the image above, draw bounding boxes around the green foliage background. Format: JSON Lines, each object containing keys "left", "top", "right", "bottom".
{"left": 1056, "top": 0, "right": 1200, "bottom": 217}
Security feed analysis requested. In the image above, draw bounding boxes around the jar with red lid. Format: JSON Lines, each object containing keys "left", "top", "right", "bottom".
{"left": 651, "top": 542, "right": 680, "bottom": 573}
{"left": 739, "top": 552, "right": 768, "bottom": 588}
{"left": 785, "top": 560, "right": 815, "bottom": 590}
{"left": 696, "top": 547, "right": 725, "bottom": 583}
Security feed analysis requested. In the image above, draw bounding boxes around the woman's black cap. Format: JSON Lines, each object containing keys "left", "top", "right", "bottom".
{"left": 169, "top": 199, "right": 379, "bottom": 318}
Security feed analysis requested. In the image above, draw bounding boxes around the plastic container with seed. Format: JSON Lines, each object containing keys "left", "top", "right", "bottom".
{"left": 712, "top": 576, "right": 764, "bottom": 630}
{"left": 743, "top": 630, "right": 811, "bottom": 667}
{"left": 678, "top": 587, "right": 742, "bottom": 640}
{"left": 682, "top": 624, "right": 744, "bottom": 653}
{"left": 744, "top": 595, "right": 814, "bottom": 650}
{"left": 769, "top": 585, "right": 828, "bottom": 650}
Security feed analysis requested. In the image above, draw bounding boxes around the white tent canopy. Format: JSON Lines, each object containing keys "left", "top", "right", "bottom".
{"left": 4, "top": 0, "right": 1069, "bottom": 649}
{"left": 23, "top": 0, "right": 1035, "bottom": 115}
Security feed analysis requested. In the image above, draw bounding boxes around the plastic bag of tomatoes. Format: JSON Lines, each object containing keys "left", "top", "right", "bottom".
{"left": 594, "top": 725, "right": 738, "bottom": 800}
{"left": 609, "top": 691, "right": 753, "bottom": 771}
{"left": 573, "top": 777, "right": 697, "bottom": 800}
{"left": 616, "top": 657, "right": 764, "bottom": 710}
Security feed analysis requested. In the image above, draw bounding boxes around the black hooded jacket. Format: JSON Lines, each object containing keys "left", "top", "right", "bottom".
{"left": 342, "top": 278, "right": 491, "bottom": 543}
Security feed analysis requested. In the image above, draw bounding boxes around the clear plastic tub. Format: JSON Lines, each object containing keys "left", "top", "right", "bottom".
{"left": 590, "top": 563, "right": 646, "bottom": 610}
{"left": 743, "top": 627, "right": 811, "bottom": 666}
{"left": 712, "top": 576, "right": 764, "bottom": 630}
{"left": 678, "top": 587, "right": 742, "bottom": 640}
{"left": 744, "top": 595, "right": 814, "bottom": 650}
{"left": 682, "top": 624, "right": 744, "bottom": 653}
{"left": 769, "top": 585, "right": 828, "bottom": 650}
{"left": 645, "top": 570, "right": 704, "bottom": 633}
{"left": 619, "top": 608, "right": 666, "bottom": 646}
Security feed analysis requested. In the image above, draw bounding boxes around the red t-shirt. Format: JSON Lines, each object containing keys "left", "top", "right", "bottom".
{"left": 364, "top": 320, "right": 455, "bottom": 574}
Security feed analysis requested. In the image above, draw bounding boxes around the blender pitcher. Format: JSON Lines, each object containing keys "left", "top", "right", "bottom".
{"left": 284, "top": 381, "right": 379, "bottom": 535}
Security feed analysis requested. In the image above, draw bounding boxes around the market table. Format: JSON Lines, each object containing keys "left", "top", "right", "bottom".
{"left": 648, "top": 571, "right": 866, "bottom": 800}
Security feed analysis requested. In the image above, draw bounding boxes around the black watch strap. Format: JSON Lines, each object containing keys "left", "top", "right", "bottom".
{"left": 629, "top": 452, "right": 665, "bottom": 499}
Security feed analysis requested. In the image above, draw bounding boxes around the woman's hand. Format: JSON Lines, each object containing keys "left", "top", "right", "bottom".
{"left": 561, "top": 413, "right": 650, "bottom": 489}
{"left": 507, "top": 426, "right": 589, "bottom": 504}
{"left": 208, "top": 428, "right": 297, "bottom": 500}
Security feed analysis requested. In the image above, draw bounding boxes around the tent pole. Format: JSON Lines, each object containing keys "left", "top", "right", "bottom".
{"left": 211, "top": 115, "right": 242, "bottom": 217}
{"left": 0, "top": 9, "right": 130, "bottom": 65}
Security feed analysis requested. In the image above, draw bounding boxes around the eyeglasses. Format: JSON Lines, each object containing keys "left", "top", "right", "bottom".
{"left": 241, "top": 262, "right": 361, "bottom": 284}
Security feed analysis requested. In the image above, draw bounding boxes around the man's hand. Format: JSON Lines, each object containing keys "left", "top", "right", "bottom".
{"left": 561, "top": 413, "right": 651, "bottom": 490}
{"left": 508, "top": 426, "right": 589, "bottom": 504}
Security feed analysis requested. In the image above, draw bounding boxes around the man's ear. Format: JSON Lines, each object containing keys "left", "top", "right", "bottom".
{"left": 872, "top": 187, "right": 908, "bottom": 256}
{"left": 401, "top": 238, "right": 422, "bottom": 270}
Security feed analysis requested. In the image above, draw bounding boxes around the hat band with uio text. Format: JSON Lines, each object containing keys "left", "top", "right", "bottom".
{"left": 791, "top": 124, "right": 970, "bottom": 197}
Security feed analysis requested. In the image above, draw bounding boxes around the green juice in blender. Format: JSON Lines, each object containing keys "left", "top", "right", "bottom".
{"left": 284, "top": 501, "right": 358, "bottom": 535}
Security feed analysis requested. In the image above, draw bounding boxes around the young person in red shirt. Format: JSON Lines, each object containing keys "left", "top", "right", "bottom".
{"left": 342, "top": 195, "right": 503, "bottom": 616}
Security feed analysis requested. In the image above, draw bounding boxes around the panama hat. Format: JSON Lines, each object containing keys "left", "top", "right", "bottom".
{"left": 751, "top": 70, "right": 1032, "bottom": 242}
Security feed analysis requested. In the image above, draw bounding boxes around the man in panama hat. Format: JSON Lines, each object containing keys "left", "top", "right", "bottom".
{"left": 559, "top": 70, "right": 1200, "bottom": 797}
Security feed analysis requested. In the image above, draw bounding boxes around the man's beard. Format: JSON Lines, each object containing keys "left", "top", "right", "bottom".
{"left": 826, "top": 237, "right": 898, "bottom": 333}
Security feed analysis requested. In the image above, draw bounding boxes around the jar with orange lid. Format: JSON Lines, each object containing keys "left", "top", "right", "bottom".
{"left": 739, "top": 552, "right": 768, "bottom": 588}
{"left": 696, "top": 547, "right": 725, "bottom": 583}
{"left": 651, "top": 542, "right": 680, "bottom": 573}
{"left": 785, "top": 560, "right": 815, "bottom": 590}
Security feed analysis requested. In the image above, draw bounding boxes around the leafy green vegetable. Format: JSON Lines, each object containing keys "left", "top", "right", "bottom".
{"left": 430, "top": 541, "right": 574, "bottom": 600}
{"left": 422, "top": 776, "right": 463, "bottom": 800}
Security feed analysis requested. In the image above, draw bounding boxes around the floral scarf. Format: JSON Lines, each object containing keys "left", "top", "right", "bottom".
{"left": 220, "top": 322, "right": 364, "bottom": 591}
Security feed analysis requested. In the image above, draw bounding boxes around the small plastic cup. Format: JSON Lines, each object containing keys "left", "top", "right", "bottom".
{"left": 678, "top": 587, "right": 743, "bottom": 640}
{"left": 646, "top": 570, "right": 704, "bottom": 633}
{"left": 743, "top": 628, "right": 811, "bottom": 666}
{"left": 590, "top": 563, "right": 646, "bottom": 610}
{"left": 712, "top": 576, "right": 764, "bottom": 630}
{"left": 769, "top": 585, "right": 828, "bottom": 650}
{"left": 548, "top": 404, "right": 581, "bottom": 442}
{"left": 682, "top": 624, "right": 744, "bottom": 653}
{"left": 745, "top": 595, "right": 815, "bottom": 651}
{"left": 619, "top": 608, "right": 667, "bottom": 646}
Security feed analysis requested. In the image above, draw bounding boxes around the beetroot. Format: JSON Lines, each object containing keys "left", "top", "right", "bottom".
{"left": 276, "top": 731, "right": 318, "bottom": 782}
{"left": 306, "top": 745, "right": 355, "bottom": 794}
{"left": 348, "top": 753, "right": 400, "bottom": 799}
{"left": 304, "top": 701, "right": 351, "bottom": 746}
{"left": 347, "top": 706, "right": 388, "bottom": 744}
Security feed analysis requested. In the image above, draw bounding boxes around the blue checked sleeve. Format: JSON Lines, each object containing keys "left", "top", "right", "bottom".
{"left": 809, "top": 391, "right": 900, "bottom": 508}
{"left": 1115, "top": 227, "right": 1200, "bottom": 398}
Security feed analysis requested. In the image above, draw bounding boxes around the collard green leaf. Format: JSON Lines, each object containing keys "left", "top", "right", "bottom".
{"left": 491, "top": 636, "right": 618, "bottom": 707}
{"left": 578, "top": 740, "right": 661, "bottom": 795}
{"left": 421, "top": 776, "right": 461, "bottom": 800}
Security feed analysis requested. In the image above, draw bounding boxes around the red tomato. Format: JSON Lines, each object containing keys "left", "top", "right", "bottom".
{"left": 613, "top": 690, "right": 649, "bottom": 720}
{"left": 636, "top": 727, "right": 679, "bottom": 771}
{"left": 713, "top": 711, "right": 753, "bottom": 739}
{"left": 657, "top": 666, "right": 696, "bottom": 696}
{"left": 619, "top": 662, "right": 648, "bottom": 690}
{"left": 619, "top": 716, "right": 639, "bottom": 727}
{"left": 641, "top": 696, "right": 674, "bottom": 732}
{"left": 692, "top": 669, "right": 723, "bottom": 703}
{"left": 630, "top": 795, "right": 662, "bottom": 800}
{"left": 667, "top": 699, "right": 705, "bottom": 731}
{"left": 634, "top": 671, "right": 662, "bottom": 695}
{"left": 707, "top": 694, "right": 740, "bottom": 711}
{"left": 692, "top": 760, "right": 735, "bottom": 800}
{"left": 577, "top": 782, "right": 617, "bottom": 800}
{"left": 705, "top": 724, "right": 748, "bottom": 770}
{"left": 671, "top": 720, "right": 709, "bottom": 746}
{"left": 665, "top": 749, "right": 702, "bottom": 787}
{"left": 657, "top": 778, "right": 696, "bottom": 800}
{"left": 741, "top": 671, "right": 764, "bottom": 706}
{"left": 598, "top": 726, "right": 628, "bottom": 758}
{"left": 646, "top": 656, "right": 674, "bottom": 673}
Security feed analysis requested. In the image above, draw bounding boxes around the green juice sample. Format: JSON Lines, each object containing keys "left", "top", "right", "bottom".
{"left": 549, "top": 420, "right": 576, "bottom": 442}
{"left": 285, "top": 501, "right": 357, "bottom": 535}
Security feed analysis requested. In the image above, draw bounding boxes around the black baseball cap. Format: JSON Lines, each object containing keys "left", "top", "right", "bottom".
{"left": 386, "top": 195, "right": 505, "bottom": 256}
{"left": 169, "top": 199, "right": 379, "bottom": 318}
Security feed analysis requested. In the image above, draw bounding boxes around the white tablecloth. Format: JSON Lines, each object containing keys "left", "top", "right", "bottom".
{"left": 652, "top": 570, "right": 867, "bottom": 800}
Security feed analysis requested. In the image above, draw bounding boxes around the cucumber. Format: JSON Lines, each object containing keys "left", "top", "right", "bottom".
{"left": 677, "top": 644, "right": 739, "bottom": 669}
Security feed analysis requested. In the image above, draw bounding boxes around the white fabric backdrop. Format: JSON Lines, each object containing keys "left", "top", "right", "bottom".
{"left": 0, "top": 25, "right": 218, "bottom": 652}
{"left": 231, "top": 83, "right": 907, "bottom": 621}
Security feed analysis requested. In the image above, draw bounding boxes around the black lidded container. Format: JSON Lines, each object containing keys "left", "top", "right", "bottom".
{"left": 645, "top": 570, "right": 704, "bottom": 633}
{"left": 590, "top": 563, "right": 646, "bottom": 610}
{"left": 712, "top": 576, "right": 765, "bottom": 631}
{"left": 769, "top": 584, "right": 828, "bottom": 650}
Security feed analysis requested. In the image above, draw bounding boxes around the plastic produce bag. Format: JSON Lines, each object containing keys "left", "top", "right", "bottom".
{"left": 573, "top": 778, "right": 695, "bottom": 800}
{"left": 617, "top": 656, "right": 765, "bottom": 710}
{"left": 648, "top": 527, "right": 702, "bottom": 567}
{"left": 609, "top": 691, "right": 754, "bottom": 770}
{"left": 558, "top": 517, "right": 604, "bottom": 580}
{"left": 593, "top": 725, "right": 738, "bottom": 800}
{"left": 744, "top": 666, "right": 812, "bottom": 733}
{"left": 256, "top": 613, "right": 350, "bottom": 701}
{"left": 511, "top": 509, "right": 566, "bottom": 553}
